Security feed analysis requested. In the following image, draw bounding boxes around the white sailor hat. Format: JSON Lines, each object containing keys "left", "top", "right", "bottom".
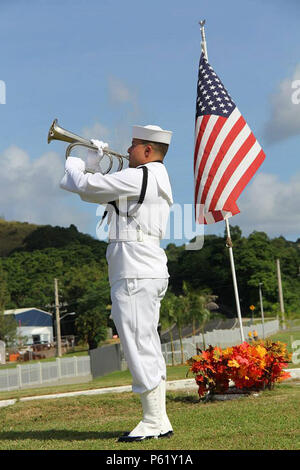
{"left": 132, "top": 124, "right": 172, "bottom": 145}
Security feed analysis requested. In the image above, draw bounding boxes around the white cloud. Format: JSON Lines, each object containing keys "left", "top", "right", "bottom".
{"left": 81, "top": 76, "right": 141, "bottom": 156}
{"left": 108, "top": 76, "right": 140, "bottom": 151}
{"left": 264, "top": 64, "right": 300, "bottom": 143}
{"left": 108, "top": 76, "right": 137, "bottom": 106}
{"left": 234, "top": 172, "right": 300, "bottom": 239}
{"left": 80, "top": 119, "right": 129, "bottom": 158}
{"left": 81, "top": 122, "right": 110, "bottom": 141}
{"left": 0, "top": 145, "right": 92, "bottom": 232}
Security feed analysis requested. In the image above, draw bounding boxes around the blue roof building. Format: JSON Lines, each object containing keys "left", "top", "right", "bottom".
{"left": 4, "top": 308, "right": 54, "bottom": 345}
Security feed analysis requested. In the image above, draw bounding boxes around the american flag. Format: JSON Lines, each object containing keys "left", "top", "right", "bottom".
{"left": 194, "top": 53, "right": 265, "bottom": 224}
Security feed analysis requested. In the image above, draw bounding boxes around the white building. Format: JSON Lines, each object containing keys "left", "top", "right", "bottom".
{"left": 4, "top": 308, "right": 53, "bottom": 345}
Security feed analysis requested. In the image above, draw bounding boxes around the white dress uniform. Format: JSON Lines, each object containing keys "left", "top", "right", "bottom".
{"left": 60, "top": 124, "right": 174, "bottom": 441}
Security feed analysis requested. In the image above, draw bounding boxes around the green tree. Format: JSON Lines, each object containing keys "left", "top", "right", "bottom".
{"left": 173, "top": 291, "right": 190, "bottom": 364}
{"left": 160, "top": 290, "right": 177, "bottom": 365}
{"left": 0, "top": 312, "right": 18, "bottom": 347}
{"left": 189, "top": 292, "right": 212, "bottom": 349}
{"left": 165, "top": 226, "right": 300, "bottom": 320}
{"left": 0, "top": 261, "right": 17, "bottom": 346}
{"left": 182, "top": 281, "right": 216, "bottom": 349}
{"left": 2, "top": 243, "right": 109, "bottom": 310}
{"left": 0, "top": 261, "right": 10, "bottom": 311}
{"left": 2, "top": 220, "right": 300, "bottom": 336}
{"left": 75, "top": 279, "right": 110, "bottom": 350}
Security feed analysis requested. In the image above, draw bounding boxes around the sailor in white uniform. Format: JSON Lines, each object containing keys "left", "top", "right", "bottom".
{"left": 60, "top": 124, "right": 174, "bottom": 442}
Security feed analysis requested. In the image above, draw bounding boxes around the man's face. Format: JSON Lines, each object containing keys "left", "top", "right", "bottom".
{"left": 127, "top": 139, "right": 147, "bottom": 168}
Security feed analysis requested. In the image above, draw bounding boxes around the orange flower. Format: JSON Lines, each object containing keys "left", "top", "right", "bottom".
{"left": 222, "top": 347, "right": 233, "bottom": 358}
{"left": 187, "top": 340, "right": 291, "bottom": 398}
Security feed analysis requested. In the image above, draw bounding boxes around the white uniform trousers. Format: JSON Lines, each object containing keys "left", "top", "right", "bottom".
{"left": 111, "top": 278, "right": 168, "bottom": 394}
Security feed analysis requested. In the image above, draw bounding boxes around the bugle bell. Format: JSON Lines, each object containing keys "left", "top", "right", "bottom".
{"left": 47, "top": 118, "right": 129, "bottom": 174}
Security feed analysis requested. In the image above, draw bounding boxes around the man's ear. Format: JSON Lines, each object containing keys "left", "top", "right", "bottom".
{"left": 144, "top": 144, "right": 152, "bottom": 156}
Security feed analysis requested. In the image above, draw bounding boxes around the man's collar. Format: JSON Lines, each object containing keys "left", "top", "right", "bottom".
{"left": 140, "top": 160, "right": 164, "bottom": 165}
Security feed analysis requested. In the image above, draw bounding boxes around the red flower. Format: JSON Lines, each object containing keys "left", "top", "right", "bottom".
{"left": 187, "top": 341, "right": 292, "bottom": 398}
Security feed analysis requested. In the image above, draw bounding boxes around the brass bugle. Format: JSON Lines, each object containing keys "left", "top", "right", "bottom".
{"left": 47, "top": 118, "right": 129, "bottom": 173}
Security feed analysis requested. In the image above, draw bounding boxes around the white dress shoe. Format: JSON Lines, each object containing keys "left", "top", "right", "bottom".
{"left": 118, "top": 381, "right": 173, "bottom": 442}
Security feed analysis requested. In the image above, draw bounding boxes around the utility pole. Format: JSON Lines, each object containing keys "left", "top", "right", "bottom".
{"left": 258, "top": 283, "right": 265, "bottom": 339}
{"left": 54, "top": 278, "right": 62, "bottom": 357}
{"left": 276, "top": 259, "right": 286, "bottom": 330}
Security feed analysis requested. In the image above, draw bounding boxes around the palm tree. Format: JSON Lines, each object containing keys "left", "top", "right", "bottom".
{"left": 183, "top": 282, "right": 217, "bottom": 350}
{"left": 174, "top": 293, "right": 190, "bottom": 364}
{"left": 160, "top": 291, "right": 177, "bottom": 365}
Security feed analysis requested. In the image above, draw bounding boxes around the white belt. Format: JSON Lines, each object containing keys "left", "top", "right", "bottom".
{"left": 108, "top": 229, "right": 161, "bottom": 246}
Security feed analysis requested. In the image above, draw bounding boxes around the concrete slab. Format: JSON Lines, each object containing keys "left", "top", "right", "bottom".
{"left": 20, "top": 384, "right": 133, "bottom": 402}
{"left": 0, "top": 399, "right": 17, "bottom": 408}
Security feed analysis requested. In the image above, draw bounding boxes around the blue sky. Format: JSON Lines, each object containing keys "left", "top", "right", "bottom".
{"left": 0, "top": 0, "right": 300, "bottom": 246}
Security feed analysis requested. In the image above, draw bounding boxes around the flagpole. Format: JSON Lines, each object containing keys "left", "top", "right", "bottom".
{"left": 199, "top": 20, "right": 208, "bottom": 61}
{"left": 225, "top": 219, "right": 245, "bottom": 341}
{"left": 199, "top": 20, "right": 245, "bottom": 342}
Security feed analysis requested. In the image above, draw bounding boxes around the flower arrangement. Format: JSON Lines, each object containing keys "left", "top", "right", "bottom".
{"left": 187, "top": 340, "right": 291, "bottom": 399}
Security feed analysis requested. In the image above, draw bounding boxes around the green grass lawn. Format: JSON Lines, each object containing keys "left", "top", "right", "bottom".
{"left": 266, "top": 330, "right": 300, "bottom": 369}
{"left": 267, "top": 329, "right": 300, "bottom": 351}
{"left": 0, "top": 382, "right": 299, "bottom": 450}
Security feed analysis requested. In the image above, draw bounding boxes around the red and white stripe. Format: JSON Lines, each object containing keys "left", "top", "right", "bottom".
{"left": 194, "top": 107, "right": 265, "bottom": 224}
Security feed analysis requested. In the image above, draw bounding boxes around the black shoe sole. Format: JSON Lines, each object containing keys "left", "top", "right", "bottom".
{"left": 118, "top": 435, "right": 157, "bottom": 442}
{"left": 117, "top": 430, "right": 173, "bottom": 442}
{"left": 159, "top": 430, "right": 174, "bottom": 438}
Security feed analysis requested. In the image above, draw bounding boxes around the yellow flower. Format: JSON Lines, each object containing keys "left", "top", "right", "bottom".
{"left": 188, "top": 355, "right": 202, "bottom": 363}
{"left": 256, "top": 345, "right": 267, "bottom": 359}
{"left": 223, "top": 347, "right": 233, "bottom": 358}
{"left": 228, "top": 359, "right": 240, "bottom": 368}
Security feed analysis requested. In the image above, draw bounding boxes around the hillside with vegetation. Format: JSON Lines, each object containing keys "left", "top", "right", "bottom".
{"left": 0, "top": 219, "right": 39, "bottom": 257}
{"left": 165, "top": 226, "right": 300, "bottom": 318}
{"left": 0, "top": 219, "right": 299, "bottom": 349}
